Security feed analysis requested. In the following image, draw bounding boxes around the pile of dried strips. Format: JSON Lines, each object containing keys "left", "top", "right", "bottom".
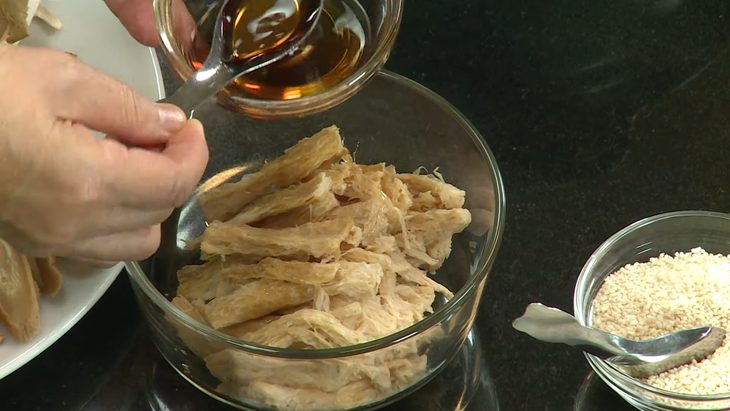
{"left": 172, "top": 126, "right": 472, "bottom": 410}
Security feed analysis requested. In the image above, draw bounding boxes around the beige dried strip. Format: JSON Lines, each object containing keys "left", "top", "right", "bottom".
{"left": 244, "top": 309, "right": 368, "bottom": 348}
{"left": 204, "top": 279, "right": 314, "bottom": 329}
{"left": 322, "top": 262, "right": 383, "bottom": 298}
{"left": 256, "top": 190, "right": 340, "bottom": 228}
{"left": 200, "top": 218, "right": 355, "bottom": 260}
{"left": 381, "top": 168, "right": 413, "bottom": 211}
{"left": 198, "top": 126, "right": 348, "bottom": 222}
{"left": 389, "top": 252, "right": 453, "bottom": 299}
{"left": 405, "top": 209, "right": 472, "bottom": 243}
{"left": 326, "top": 199, "right": 390, "bottom": 244}
{"left": 35, "top": 256, "right": 62, "bottom": 296}
{"left": 397, "top": 173, "right": 466, "bottom": 210}
{"left": 228, "top": 173, "right": 333, "bottom": 225}
{"left": 0, "top": 1, "right": 30, "bottom": 43}
{"left": 34, "top": 4, "right": 62, "bottom": 30}
{"left": 221, "top": 258, "right": 339, "bottom": 286}
{"left": 220, "top": 315, "right": 281, "bottom": 339}
{"left": 341, "top": 165, "right": 386, "bottom": 201}
{"left": 177, "top": 255, "right": 254, "bottom": 301}
{"left": 0, "top": 239, "right": 40, "bottom": 342}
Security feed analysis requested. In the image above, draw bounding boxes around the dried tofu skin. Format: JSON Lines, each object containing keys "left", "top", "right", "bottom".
{"left": 170, "top": 296, "right": 218, "bottom": 357}
{"left": 179, "top": 257, "right": 339, "bottom": 302}
{"left": 34, "top": 256, "right": 62, "bottom": 296}
{"left": 0, "top": 239, "right": 40, "bottom": 342}
{"left": 396, "top": 173, "right": 466, "bottom": 210}
{"left": 198, "top": 126, "right": 348, "bottom": 222}
{"left": 326, "top": 199, "right": 390, "bottom": 244}
{"left": 216, "top": 258, "right": 340, "bottom": 297}
{"left": 0, "top": 0, "right": 29, "bottom": 43}
{"left": 228, "top": 173, "right": 333, "bottom": 225}
{"left": 245, "top": 309, "right": 368, "bottom": 348}
{"left": 172, "top": 126, "right": 476, "bottom": 411}
{"left": 204, "top": 279, "right": 315, "bottom": 329}
{"left": 256, "top": 191, "right": 339, "bottom": 228}
{"left": 200, "top": 218, "right": 355, "bottom": 260}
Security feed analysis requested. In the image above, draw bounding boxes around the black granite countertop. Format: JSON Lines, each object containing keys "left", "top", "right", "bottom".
{"left": 2, "top": 1, "right": 730, "bottom": 410}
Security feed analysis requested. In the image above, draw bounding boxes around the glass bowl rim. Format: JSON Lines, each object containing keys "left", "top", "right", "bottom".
{"left": 152, "top": 0, "right": 405, "bottom": 110}
{"left": 573, "top": 209, "right": 730, "bottom": 401}
{"left": 125, "top": 70, "right": 507, "bottom": 359}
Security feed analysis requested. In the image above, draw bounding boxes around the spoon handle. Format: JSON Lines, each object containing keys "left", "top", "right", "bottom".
{"left": 512, "top": 303, "right": 632, "bottom": 360}
{"left": 160, "top": 64, "right": 235, "bottom": 118}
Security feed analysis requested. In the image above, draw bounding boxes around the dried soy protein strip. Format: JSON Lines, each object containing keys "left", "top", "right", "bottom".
{"left": 228, "top": 172, "right": 333, "bottom": 225}
{"left": 198, "top": 126, "right": 348, "bottom": 222}
{"left": 178, "top": 257, "right": 339, "bottom": 301}
{"left": 0, "top": 238, "right": 40, "bottom": 342}
{"left": 396, "top": 173, "right": 466, "bottom": 211}
{"left": 200, "top": 218, "right": 356, "bottom": 260}
{"left": 204, "top": 279, "right": 316, "bottom": 329}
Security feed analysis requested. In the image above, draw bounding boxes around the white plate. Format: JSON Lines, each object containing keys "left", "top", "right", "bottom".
{"left": 0, "top": 0, "right": 165, "bottom": 379}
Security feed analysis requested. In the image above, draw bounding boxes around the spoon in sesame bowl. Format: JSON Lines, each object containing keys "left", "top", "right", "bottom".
{"left": 512, "top": 303, "right": 726, "bottom": 379}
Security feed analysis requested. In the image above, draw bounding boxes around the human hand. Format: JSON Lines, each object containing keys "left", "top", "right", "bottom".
{"left": 104, "top": 0, "right": 197, "bottom": 49}
{"left": 0, "top": 44, "right": 208, "bottom": 262}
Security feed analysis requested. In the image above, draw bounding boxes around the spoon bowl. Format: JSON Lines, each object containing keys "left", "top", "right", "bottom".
{"left": 161, "top": 0, "right": 323, "bottom": 117}
{"left": 513, "top": 303, "right": 726, "bottom": 378}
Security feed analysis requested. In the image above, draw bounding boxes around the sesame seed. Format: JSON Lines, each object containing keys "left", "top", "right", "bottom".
{"left": 592, "top": 247, "right": 730, "bottom": 395}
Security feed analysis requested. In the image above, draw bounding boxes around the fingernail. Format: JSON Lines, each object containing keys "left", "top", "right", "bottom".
{"left": 157, "top": 104, "right": 187, "bottom": 134}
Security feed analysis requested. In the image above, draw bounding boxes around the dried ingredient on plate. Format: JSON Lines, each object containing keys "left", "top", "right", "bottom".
{"left": 34, "top": 256, "right": 62, "bottom": 296}
{"left": 0, "top": 0, "right": 62, "bottom": 43}
{"left": 174, "top": 126, "right": 471, "bottom": 410}
{"left": 0, "top": 0, "right": 29, "bottom": 43}
{"left": 0, "top": 238, "right": 40, "bottom": 342}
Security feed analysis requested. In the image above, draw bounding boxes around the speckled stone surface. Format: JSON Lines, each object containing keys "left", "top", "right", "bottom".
{"left": 1, "top": 1, "right": 729, "bottom": 410}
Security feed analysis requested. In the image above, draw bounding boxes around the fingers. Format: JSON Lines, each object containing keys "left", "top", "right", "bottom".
{"left": 60, "top": 256, "right": 118, "bottom": 269}
{"left": 69, "top": 225, "right": 162, "bottom": 261}
{"left": 52, "top": 55, "right": 186, "bottom": 146}
{"left": 104, "top": 119, "right": 209, "bottom": 209}
{"left": 104, "top": 0, "right": 161, "bottom": 48}
{"left": 104, "top": 0, "right": 197, "bottom": 51}
{"left": 76, "top": 203, "right": 174, "bottom": 239}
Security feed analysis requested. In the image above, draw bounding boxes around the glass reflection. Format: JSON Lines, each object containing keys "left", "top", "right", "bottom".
{"left": 140, "top": 327, "right": 498, "bottom": 411}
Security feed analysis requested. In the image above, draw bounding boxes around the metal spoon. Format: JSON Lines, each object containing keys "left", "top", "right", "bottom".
{"left": 512, "top": 303, "right": 726, "bottom": 378}
{"left": 161, "top": 0, "right": 323, "bottom": 117}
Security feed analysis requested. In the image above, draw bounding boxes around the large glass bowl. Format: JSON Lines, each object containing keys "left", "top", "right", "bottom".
{"left": 574, "top": 210, "right": 730, "bottom": 411}
{"left": 126, "top": 71, "right": 505, "bottom": 410}
{"left": 153, "top": 0, "right": 403, "bottom": 119}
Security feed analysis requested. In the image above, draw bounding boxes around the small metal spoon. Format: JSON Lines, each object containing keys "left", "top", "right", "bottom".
{"left": 161, "top": 0, "right": 323, "bottom": 117}
{"left": 512, "top": 303, "right": 726, "bottom": 378}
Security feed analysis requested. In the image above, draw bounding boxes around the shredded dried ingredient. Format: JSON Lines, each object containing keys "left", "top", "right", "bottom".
{"left": 0, "top": 239, "right": 40, "bottom": 342}
{"left": 174, "top": 126, "right": 471, "bottom": 410}
{"left": 0, "top": 240, "right": 64, "bottom": 342}
{"left": 0, "top": 0, "right": 62, "bottom": 44}
{"left": 592, "top": 248, "right": 730, "bottom": 395}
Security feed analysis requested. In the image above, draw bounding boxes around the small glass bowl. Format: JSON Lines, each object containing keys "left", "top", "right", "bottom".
{"left": 153, "top": 0, "right": 403, "bottom": 119}
{"left": 126, "top": 71, "right": 505, "bottom": 411}
{"left": 573, "top": 210, "right": 730, "bottom": 411}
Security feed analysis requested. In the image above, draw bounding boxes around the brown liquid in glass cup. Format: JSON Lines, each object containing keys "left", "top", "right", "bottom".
{"left": 193, "top": 0, "right": 367, "bottom": 101}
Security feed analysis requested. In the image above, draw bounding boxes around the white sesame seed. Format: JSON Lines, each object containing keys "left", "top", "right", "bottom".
{"left": 592, "top": 248, "right": 730, "bottom": 395}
